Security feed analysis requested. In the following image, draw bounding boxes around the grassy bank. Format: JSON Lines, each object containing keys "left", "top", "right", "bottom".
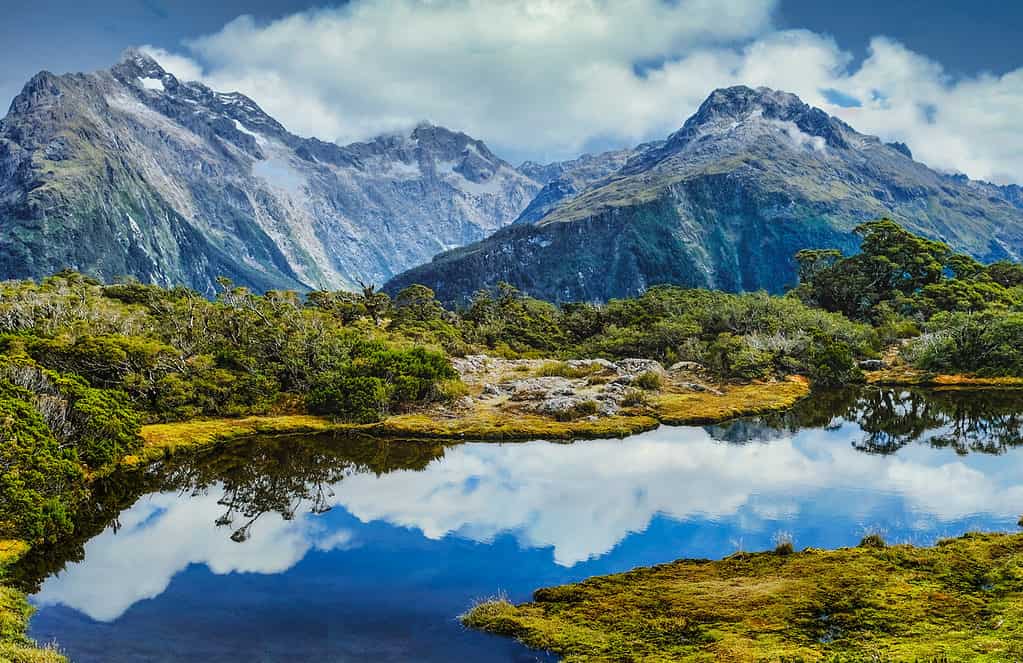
{"left": 0, "top": 541, "right": 65, "bottom": 663}
{"left": 136, "top": 378, "right": 811, "bottom": 461}
{"left": 464, "top": 532, "right": 1023, "bottom": 662}
{"left": 654, "top": 377, "right": 809, "bottom": 425}
{"left": 866, "top": 367, "right": 1023, "bottom": 389}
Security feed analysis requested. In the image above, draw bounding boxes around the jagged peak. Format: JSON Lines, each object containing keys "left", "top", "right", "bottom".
{"left": 409, "top": 122, "right": 502, "bottom": 164}
{"left": 654, "top": 85, "right": 853, "bottom": 158}
{"left": 115, "top": 48, "right": 167, "bottom": 79}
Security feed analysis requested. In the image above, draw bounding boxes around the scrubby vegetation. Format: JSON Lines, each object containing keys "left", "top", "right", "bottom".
{"left": 464, "top": 532, "right": 1023, "bottom": 661}
{"left": 3, "top": 219, "right": 1023, "bottom": 660}
{"left": 2, "top": 219, "right": 1020, "bottom": 545}
{"left": 794, "top": 219, "right": 1023, "bottom": 376}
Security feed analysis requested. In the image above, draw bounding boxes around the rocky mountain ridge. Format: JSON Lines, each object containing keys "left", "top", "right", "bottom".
{"left": 0, "top": 50, "right": 540, "bottom": 293}
{"left": 386, "top": 86, "right": 1023, "bottom": 304}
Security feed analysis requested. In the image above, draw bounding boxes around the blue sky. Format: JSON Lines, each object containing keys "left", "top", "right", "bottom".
{"left": 2, "top": 1, "right": 1022, "bottom": 182}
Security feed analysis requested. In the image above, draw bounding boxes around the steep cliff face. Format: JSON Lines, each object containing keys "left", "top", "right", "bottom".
{"left": 386, "top": 86, "right": 1023, "bottom": 305}
{"left": 0, "top": 51, "right": 540, "bottom": 293}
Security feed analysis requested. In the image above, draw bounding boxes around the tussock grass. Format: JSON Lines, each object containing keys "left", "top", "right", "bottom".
{"left": 138, "top": 379, "right": 811, "bottom": 456}
{"left": 867, "top": 367, "right": 1023, "bottom": 389}
{"left": 134, "top": 415, "right": 342, "bottom": 467}
{"left": 633, "top": 371, "right": 663, "bottom": 391}
{"left": 464, "top": 532, "right": 1023, "bottom": 662}
{"left": 532, "top": 361, "right": 606, "bottom": 379}
{"left": 654, "top": 377, "right": 809, "bottom": 425}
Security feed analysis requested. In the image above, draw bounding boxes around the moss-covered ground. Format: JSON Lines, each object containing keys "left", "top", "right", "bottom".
{"left": 464, "top": 532, "right": 1023, "bottom": 662}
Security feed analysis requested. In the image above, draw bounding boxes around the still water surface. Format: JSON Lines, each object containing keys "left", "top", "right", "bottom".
{"left": 21, "top": 388, "right": 1023, "bottom": 661}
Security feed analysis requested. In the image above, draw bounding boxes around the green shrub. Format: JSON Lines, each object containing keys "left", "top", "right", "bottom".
{"left": 859, "top": 533, "right": 887, "bottom": 549}
{"left": 621, "top": 389, "right": 649, "bottom": 407}
{"left": 633, "top": 371, "right": 662, "bottom": 391}
{"left": 705, "top": 333, "right": 773, "bottom": 381}
{"left": 50, "top": 374, "right": 142, "bottom": 468}
{"left": 0, "top": 380, "right": 86, "bottom": 544}
{"left": 307, "top": 374, "right": 388, "bottom": 423}
{"left": 534, "top": 361, "right": 602, "bottom": 379}
{"left": 805, "top": 339, "right": 863, "bottom": 388}
{"left": 435, "top": 378, "right": 470, "bottom": 402}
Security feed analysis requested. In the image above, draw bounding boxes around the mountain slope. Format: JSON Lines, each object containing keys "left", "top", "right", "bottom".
{"left": 514, "top": 143, "right": 662, "bottom": 224}
{"left": 0, "top": 51, "right": 540, "bottom": 293}
{"left": 386, "top": 86, "right": 1023, "bottom": 304}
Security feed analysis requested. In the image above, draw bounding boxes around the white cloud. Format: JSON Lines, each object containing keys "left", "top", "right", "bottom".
{"left": 33, "top": 489, "right": 358, "bottom": 622}
{"left": 137, "top": 45, "right": 205, "bottom": 83}
{"left": 143, "top": 1, "right": 1023, "bottom": 184}
{"left": 33, "top": 424, "right": 1023, "bottom": 622}
{"left": 137, "top": 3, "right": 1023, "bottom": 182}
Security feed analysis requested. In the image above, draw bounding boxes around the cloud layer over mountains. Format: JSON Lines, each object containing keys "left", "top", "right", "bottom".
{"left": 142, "top": 0, "right": 1023, "bottom": 185}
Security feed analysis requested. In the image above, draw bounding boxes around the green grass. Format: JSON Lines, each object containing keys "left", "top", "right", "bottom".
{"left": 532, "top": 361, "right": 608, "bottom": 379}
{"left": 463, "top": 532, "right": 1023, "bottom": 662}
{"left": 1, "top": 541, "right": 66, "bottom": 663}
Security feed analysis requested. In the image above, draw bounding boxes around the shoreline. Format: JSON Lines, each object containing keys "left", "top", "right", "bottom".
{"left": 5, "top": 375, "right": 1019, "bottom": 660}
{"left": 0, "top": 375, "right": 811, "bottom": 661}
{"left": 132, "top": 377, "right": 811, "bottom": 466}
{"left": 866, "top": 368, "right": 1023, "bottom": 389}
{"left": 463, "top": 531, "right": 1023, "bottom": 661}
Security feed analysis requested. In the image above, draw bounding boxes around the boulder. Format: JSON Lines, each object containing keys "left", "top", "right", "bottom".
{"left": 614, "top": 358, "right": 665, "bottom": 376}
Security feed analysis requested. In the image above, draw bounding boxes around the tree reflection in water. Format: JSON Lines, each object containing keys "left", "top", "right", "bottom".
{"left": 11, "top": 434, "right": 447, "bottom": 592}
{"left": 707, "top": 387, "right": 1023, "bottom": 455}
{"left": 160, "top": 434, "right": 447, "bottom": 543}
{"left": 13, "top": 388, "right": 1023, "bottom": 590}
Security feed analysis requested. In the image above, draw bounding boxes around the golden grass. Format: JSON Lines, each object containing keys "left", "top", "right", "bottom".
{"left": 133, "top": 415, "right": 344, "bottom": 467}
{"left": 138, "top": 378, "right": 809, "bottom": 458}
{"left": 653, "top": 377, "right": 810, "bottom": 425}
{"left": 372, "top": 412, "right": 660, "bottom": 440}
{"left": 464, "top": 532, "right": 1023, "bottom": 662}
{"left": 867, "top": 367, "right": 1023, "bottom": 389}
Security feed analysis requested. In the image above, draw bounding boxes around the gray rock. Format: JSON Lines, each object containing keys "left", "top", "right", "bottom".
{"left": 669, "top": 361, "right": 705, "bottom": 373}
{"left": 859, "top": 359, "right": 884, "bottom": 370}
{"left": 531, "top": 396, "right": 586, "bottom": 417}
{"left": 480, "top": 383, "right": 503, "bottom": 398}
{"left": 614, "top": 358, "right": 665, "bottom": 376}
{"left": 506, "top": 377, "right": 576, "bottom": 401}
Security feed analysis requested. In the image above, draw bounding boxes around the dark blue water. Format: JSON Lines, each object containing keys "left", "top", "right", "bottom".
{"left": 24, "top": 388, "right": 1023, "bottom": 661}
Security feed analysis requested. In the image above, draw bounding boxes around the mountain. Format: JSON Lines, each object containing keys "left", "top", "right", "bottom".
{"left": 386, "top": 86, "right": 1023, "bottom": 305}
{"left": 514, "top": 142, "right": 663, "bottom": 225}
{"left": 0, "top": 51, "right": 540, "bottom": 293}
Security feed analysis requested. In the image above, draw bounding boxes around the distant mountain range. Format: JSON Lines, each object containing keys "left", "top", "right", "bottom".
{"left": 2, "top": 55, "right": 1022, "bottom": 302}
{"left": 0, "top": 50, "right": 540, "bottom": 293}
{"left": 386, "top": 86, "right": 1023, "bottom": 304}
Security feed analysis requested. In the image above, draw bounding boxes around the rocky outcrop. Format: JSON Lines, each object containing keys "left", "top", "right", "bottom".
{"left": 451, "top": 355, "right": 712, "bottom": 420}
{"left": 0, "top": 50, "right": 541, "bottom": 293}
{"left": 386, "top": 86, "right": 1023, "bottom": 305}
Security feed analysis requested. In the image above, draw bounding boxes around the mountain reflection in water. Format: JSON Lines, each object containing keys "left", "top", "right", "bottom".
{"left": 20, "top": 387, "right": 1023, "bottom": 662}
